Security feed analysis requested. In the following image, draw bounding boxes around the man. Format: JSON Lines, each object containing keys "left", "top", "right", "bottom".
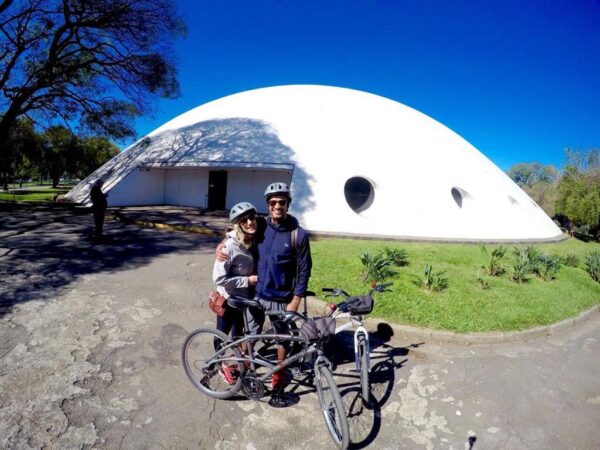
{"left": 217, "top": 182, "right": 312, "bottom": 390}
{"left": 251, "top": 182, "right": 312, "bottom": 390}
{"left": 90, "top": 179, "right": 108, "bottom": 241}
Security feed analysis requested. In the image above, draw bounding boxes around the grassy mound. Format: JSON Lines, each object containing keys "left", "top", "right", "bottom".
{"left": 309, "top": 238, "right": 600, "bottom": 333}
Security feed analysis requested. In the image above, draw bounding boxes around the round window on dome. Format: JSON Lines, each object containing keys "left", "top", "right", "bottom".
{"left": 451, "top": 186, "right": 471, "bottom": 209}
{"left": 344, "top": 177, "right": 375, "bottom": 213}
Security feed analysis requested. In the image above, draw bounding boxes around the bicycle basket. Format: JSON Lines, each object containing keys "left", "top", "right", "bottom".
{"left": 299, "top": 317, "right": 336, "bottom": 342}
{"left": 346, "top": 295, "right": 373, "bottom": 315}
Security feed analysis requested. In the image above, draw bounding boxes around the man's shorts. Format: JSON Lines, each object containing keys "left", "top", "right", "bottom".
{"left": 244, "top": 298, "right": 290, "bottom": 336}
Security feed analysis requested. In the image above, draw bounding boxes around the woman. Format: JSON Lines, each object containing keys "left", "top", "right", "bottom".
{"left": 212, "top": 202, "right": 259, "bottom": 340}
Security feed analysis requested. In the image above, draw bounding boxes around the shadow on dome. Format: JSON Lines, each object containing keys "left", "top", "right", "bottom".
{"left": 69, "top": 118, "right": 315, "bottom": 214}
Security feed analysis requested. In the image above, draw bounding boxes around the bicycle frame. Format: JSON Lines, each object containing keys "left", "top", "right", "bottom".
{"left": 332, "top": 312, "right": 370, "bottom": 373}
{"left": 207, "top": 332, "right": 319, "bottom": 383}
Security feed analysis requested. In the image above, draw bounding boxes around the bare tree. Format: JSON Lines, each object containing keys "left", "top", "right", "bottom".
{"left": 0, "top": 0, "right": 186, "bottom": 165}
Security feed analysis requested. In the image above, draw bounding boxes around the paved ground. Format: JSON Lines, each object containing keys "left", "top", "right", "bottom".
{"left": 1, "top": 203, "right": 599, "bottom": 449}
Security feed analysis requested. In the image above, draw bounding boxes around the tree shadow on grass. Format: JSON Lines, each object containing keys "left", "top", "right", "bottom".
{"left": 0, "top": 202, "right": 217, "bottom": 318}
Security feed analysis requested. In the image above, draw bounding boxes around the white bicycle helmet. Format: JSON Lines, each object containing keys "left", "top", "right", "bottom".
{"left": 229, "top": 202, "right": 257, "bottom": 223}
{"left": 264, "top": 182, "right": 292, "bottom": 201}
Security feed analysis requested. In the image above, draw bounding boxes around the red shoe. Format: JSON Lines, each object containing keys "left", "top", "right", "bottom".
{"left": 271, "top": 370, "right": 290, "bottom": 390}
{"left": 219, "top": 364, "right": 238, "bottom": 385}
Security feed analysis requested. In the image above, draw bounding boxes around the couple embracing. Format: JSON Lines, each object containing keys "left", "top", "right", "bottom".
{"left": 212, "top": 182, "right": 312, "bottom": 390}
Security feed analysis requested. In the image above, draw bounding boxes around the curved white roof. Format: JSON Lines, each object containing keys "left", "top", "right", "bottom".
{"left": 66, "top": 85, "right": 562, "bottom": 242}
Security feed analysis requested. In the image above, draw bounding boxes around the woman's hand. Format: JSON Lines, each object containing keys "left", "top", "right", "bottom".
{"left": 215, "top": 240, "right": 228, "bottom": 262}
{"left": 248, "top": 275, "right": 258, "bottom": 285}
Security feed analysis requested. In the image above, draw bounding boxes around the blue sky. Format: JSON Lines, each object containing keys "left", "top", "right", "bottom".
{"left": 134, "top": 0, "right": 600, "bottom": 171}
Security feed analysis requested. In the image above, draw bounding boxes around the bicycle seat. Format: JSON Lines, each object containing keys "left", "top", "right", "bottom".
{"left": 228, "top": 296, "right": 261, "bottom": 309}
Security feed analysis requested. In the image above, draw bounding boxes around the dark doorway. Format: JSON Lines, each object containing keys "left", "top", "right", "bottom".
{"left": 208, "top": 170, "right": 227, "bottom": 210}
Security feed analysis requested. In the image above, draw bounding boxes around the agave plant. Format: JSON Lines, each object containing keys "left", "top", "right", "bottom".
{"left": 537, "top": 254, "right": 562, "bottom": 281}
{"left": 480, "top": 245, "right": 507, "bottom": 276}
{"left": 516, "top": 245, "right": 543, "bottom": 275}
{"left": 584, "top": 251, "right": 600, "bottom": 283}
{"left": 383, "top": 247, "right": 409, "bottom": 267}
{"left": 412, "top": 264, "right": 448, "bottom": 292}
{"left": 562, "top": 253, "right": 580, "bottom": 267}
{"left": 511, "top": 247, "right": 537, "bottom": 283}
{"left": 360, "top": 252, "right": 398, "bottom": 286}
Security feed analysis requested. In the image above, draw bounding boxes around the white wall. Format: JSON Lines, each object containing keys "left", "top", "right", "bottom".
{"left": 227, "top": 169, "right": 292, "bottom": 213}
{"left": 165, "top": 169, "right": 208, "bottom": 207}
{"left": 108, "top": 169, "right": 165, "bottom": 206}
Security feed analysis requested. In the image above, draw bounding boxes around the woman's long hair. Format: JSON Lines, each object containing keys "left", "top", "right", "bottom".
{"left": 233, "top": 222, "right": 254, "bottom": 249}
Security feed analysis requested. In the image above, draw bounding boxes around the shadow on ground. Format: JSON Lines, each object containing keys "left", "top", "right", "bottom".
{"left": 328, "top": 324, "right": 423, "bottom": 449}
{"left": 0, "top": 202, "right": 216, "bottom": 318}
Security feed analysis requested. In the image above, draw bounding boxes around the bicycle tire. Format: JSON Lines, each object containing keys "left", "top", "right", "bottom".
{"left": 357, "top": 334, "right": 370, "bottom": 406}
{"left": 181, "top": 328, "right": 243, "bottom": 399}
{"left": 315, "top": 363, "right": 350, "bottom": 449}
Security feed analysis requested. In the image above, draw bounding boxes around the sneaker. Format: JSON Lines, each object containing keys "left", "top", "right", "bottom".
{"left": 271, "top": 370, "right": 290, "bottom": 391}
{"left": 219, "top": 364, "right": 238, "bottom": 385}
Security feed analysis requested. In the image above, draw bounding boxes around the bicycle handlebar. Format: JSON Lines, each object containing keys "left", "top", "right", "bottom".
{"left": 324, "top": 282, "right": 394, "bottom": 315}
{"left": 322, "top": 282, "right": 393, "bottom": 297}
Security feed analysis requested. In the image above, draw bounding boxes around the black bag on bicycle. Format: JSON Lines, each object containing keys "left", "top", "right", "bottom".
{"left": 346, "top": 295, "right": 373, "bottom": 314}
{"left": 299, "top": 317, "right": 336, "bottom": 341}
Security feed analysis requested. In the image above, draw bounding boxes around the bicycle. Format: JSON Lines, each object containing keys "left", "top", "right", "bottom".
{"left": 181, "top": 296, "right": 350, "bottom": 449}
{"left": 322, "top": 282, "right": 393, "bottom": 406}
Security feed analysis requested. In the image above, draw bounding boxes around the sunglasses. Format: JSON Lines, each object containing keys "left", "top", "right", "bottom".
{"left": 238, "top": 213, "right": 257, "bottom": 223}
{"left": 268, "top": 199, "right": 287, "bottom": 207}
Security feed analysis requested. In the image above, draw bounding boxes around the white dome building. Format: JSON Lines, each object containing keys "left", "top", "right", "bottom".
{"left": 66, "top": 85, "right": 563, "bottom": 242}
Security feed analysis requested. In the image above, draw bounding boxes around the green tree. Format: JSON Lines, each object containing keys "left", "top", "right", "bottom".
{"left": 556, "top": 149, "right": 600, "bottom": 229}
{"left": 526, "top": 181, "right": 559, "bottom": 217}
{"left": 42, "top": 126, "right": 77, "bottom": 187}
{"left": 0, "top": 0, "right": 185, "bottom": 167}
{"left": 507, "top": 162, "right": 559, "bottom": 217}
{"left": 0, "top": 117, "right": 41, "bottom": 189}
{"left": 507, "top": 162, "right": 558, "bottom": 188}
{"left": 75, "top": 136, "right": 120, "bottom": 179}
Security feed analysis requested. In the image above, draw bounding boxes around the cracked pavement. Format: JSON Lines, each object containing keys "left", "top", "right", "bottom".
{"left": 0, "top": 203, "right": 599, "bottom": 449}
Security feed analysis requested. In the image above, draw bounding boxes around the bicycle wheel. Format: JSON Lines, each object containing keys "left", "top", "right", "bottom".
{"left": 181, "top": 328, "right": 243, "bottom": 399}
{"left": 315, "top": 363, "right": 350, "bottom": 449}
{"left": 357, "top": 334, "right": 370, "bottom": 405}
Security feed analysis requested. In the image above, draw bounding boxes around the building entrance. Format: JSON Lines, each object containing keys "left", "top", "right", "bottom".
{"left": 207, "top": 170, "right": 227, "bottom": 210}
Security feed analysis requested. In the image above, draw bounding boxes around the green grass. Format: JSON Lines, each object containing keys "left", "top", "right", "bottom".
{"left": 0, "top": 187, "right": 68, "bottom": 202}
{"left": 0, "top": 189, "right": 66, "bottom": 202}
{"left": 309, "top": 238, "right": 600, "bottom": 333}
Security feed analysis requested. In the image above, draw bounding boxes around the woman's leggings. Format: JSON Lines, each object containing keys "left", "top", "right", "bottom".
{"left": 216, "top": 306, "right": 244, "bottom": 339}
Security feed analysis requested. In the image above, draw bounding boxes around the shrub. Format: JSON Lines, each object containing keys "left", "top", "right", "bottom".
{"left": 511, "top": 247, "right": 537, "bottom": 283}
{"left": 383, "top": 247, "right": 409, "bottom": 267}
{"left": 537, "top": 254, "right": 562, "bottom": 281}
{"left": 584, "top": 251, "right": 600, "bottom": 283}
{"left": 360, "top": 252, "right": 397, "bottom": 285}
{"left": 562, "top": 253, "right": 580, "bottom": 267}
{"left": 480, "top": 245, "right": 507, "bottom": 276}
{"left": 413, "top": 264, "right": 448, "bottom": 292}
{"left": 524, "top": 245, "right": 543, "bottom": 272}
{"left": 359, "top": 247, "right": 408, "bottom": 285}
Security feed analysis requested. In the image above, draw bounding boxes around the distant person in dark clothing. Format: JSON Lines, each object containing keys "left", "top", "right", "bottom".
{"left": 90, "top": 179, "right": 108, "bottom": 241}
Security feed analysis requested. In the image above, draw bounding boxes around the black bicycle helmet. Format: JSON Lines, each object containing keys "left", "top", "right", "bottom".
{"left": 229, "top": 202, "right": 256, "bottom": 223}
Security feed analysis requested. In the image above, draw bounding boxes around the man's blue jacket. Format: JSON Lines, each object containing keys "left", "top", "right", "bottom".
{"left": 256, "top": 215, "right": 312, "bottom": 302}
